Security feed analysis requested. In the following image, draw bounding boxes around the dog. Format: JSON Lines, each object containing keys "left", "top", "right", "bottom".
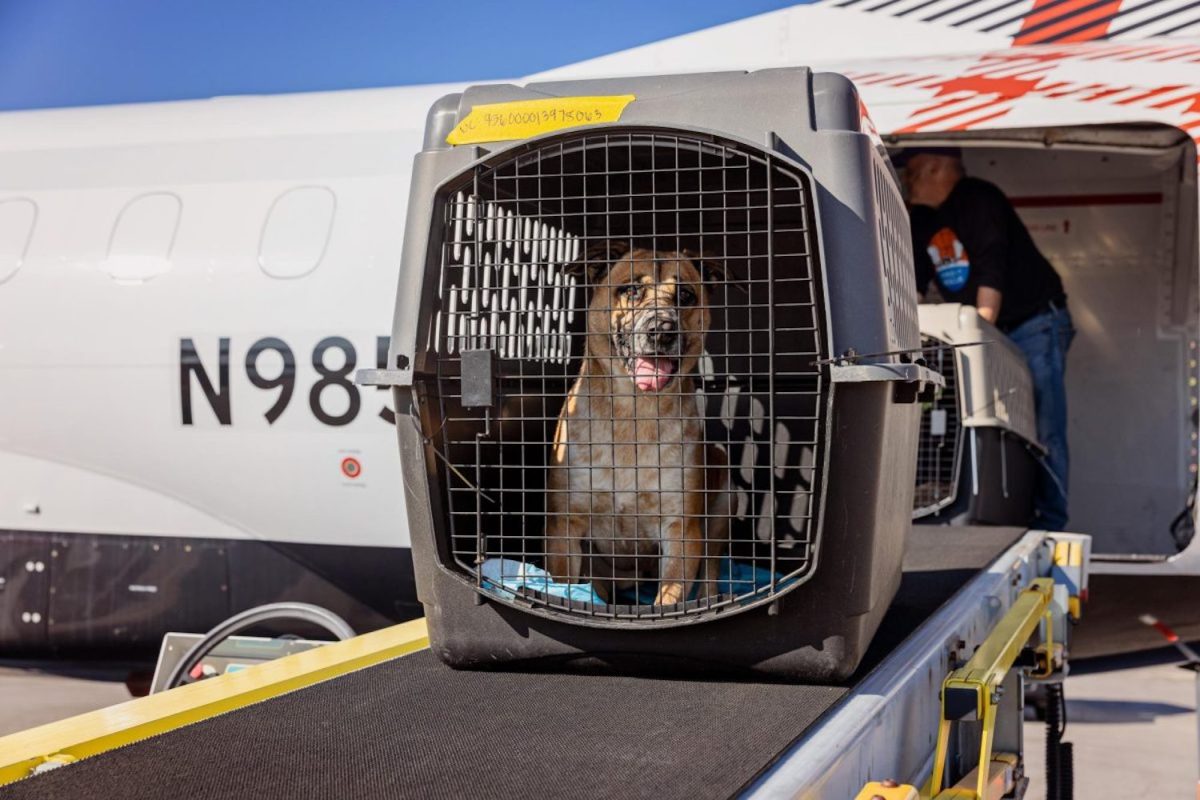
{"left": 546, "top": 243, "right": 730, "bottom": 607}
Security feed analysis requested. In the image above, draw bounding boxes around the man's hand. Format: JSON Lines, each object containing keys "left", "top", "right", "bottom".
{"left": 976, "top": 286, "right": 1002, "bottom": 323}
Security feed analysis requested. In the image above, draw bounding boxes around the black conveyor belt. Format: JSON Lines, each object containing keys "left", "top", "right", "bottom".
{"left": 2, "top": 526, "right": 1025, "bottom": 800}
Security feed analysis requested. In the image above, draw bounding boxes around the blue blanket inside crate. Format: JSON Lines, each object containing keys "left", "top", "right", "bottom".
{"left": 479, "top": 556, "right": 782, "bottom": 606}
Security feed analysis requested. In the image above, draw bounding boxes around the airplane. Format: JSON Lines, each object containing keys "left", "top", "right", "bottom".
{"left": 2, "top": 0, "right": 1199, "bottom": 658}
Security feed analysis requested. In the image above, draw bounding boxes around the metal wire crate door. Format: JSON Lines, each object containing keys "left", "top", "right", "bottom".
{"left": 420, "top": 129, "right": 829, "bottom": 624}
{"left": 913, "top": 337, "right": 962, "bottom": 517}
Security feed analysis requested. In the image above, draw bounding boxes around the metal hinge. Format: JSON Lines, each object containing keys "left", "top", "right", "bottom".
{"left": 355, "top": 368, "right": 412, "bottom": 388}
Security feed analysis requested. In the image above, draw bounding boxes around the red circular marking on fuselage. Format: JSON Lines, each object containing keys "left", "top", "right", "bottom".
{"left": 341, "top": 457, "right": 362, "bottom": 479}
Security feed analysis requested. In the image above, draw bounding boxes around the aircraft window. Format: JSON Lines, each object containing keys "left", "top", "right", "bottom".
{"left": 105, "top": 193, "right": 181, "bottom": 283}
{"left": 258, "top": 186, "right": 336, "bottom": 279}
{"left": 0, "top": 198, "right": 37, "bottom": 284}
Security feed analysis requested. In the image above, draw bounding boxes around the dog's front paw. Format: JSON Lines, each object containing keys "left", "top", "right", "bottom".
{"left": 655, "top": 581, "right": 686, "bottom": 606}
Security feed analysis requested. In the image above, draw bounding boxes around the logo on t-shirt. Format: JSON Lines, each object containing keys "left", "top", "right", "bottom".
{"left": 927, "top": 227, "right": 970, "bottom": 292}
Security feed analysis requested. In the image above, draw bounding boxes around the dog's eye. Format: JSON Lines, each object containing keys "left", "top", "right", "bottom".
{"left": 677, "top": 286, "right": 698, "bottom": 307}
{"left": 619, "top": 284, "right": 641, "bottom": 300}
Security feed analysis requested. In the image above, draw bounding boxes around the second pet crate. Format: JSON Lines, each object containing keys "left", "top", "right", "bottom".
{"left": 914, "top": 303, "right": 1042, "bottom": 525}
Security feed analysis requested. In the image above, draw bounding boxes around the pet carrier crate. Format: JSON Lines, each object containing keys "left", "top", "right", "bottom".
{"left": 915, "top": 303, "right": 1042, "bottom": 525}
{"left": 361, "top": 68, "right": 941, "bottom": 681}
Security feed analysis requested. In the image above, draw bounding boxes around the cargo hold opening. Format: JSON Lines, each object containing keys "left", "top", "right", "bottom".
{"left": 888, "top": 124, "right": 1199, "bottom": 560}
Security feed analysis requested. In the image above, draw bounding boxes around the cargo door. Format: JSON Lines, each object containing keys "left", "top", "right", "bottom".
{"left": 890, "top": 123, "right": 1200, "bottom": 654}
{"left": 48, "top": 535, "right": 229, "bottom": 650}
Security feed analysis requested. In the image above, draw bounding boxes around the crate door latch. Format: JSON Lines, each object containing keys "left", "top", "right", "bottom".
{"left": 461, "top": 349, "right": 497, "bottom": 409}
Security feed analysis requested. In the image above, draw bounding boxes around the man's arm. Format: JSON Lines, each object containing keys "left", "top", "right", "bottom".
{"left": 976, "top": 286, "right": 1002, "bottom": 323}
{"left": 961, "top": 183, "right": 1008, "bottom": 323}
{"left": 910, "top": 205, "right": 936, "bottom": 299}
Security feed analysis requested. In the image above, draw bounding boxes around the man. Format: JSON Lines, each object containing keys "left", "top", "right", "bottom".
{"left": 901, "top": 146, "right": 1075, "bottom": 531}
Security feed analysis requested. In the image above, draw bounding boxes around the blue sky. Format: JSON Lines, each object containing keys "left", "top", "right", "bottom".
{"left": 0, "top": 0, "right": 806, "bottom": 111}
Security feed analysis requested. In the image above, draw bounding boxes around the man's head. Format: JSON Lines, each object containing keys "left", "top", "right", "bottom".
{"left": 898, "top": 146, "right": 964, "bottom": 208}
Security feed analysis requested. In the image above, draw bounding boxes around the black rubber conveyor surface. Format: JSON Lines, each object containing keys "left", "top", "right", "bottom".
{"left": 2, "top": 526, "right": 1024, "bottom": 800}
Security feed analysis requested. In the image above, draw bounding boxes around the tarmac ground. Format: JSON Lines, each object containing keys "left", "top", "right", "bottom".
{"left": 1024, "top": 646, "right": 1198, "bottom": 799}
{"left": 0, "top": 659, "right": 141, "bottom": 737}
{"left": 0, "top": 646, "right": 1196, "bottom": 795}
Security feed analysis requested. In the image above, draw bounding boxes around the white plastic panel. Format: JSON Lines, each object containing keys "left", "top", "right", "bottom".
{"left": 0, "top": 198, "right": 37, "bottom": 284}
{"left": 105, "top": 192, "right": 182, "bottom": 283}
{"left": 918, "top": 303, "right": 1039, "bottom": 446}
{"left": 258, "top": 186, "right": 336, "bottom": 279}
{"left": 437, "top": 192, "right": 581, "bottom": 363}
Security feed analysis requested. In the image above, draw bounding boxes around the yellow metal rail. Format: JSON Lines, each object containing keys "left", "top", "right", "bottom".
{"left": 928, "top": 577, "right": 1055, "bottom": 800}
{"left": 0, "top": 617, "right": 430, "bottom": 786}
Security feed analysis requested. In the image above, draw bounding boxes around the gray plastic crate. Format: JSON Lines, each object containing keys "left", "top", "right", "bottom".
{"left": 362, "top": 68, "right": 940, "bottom": 681}
{"left": 915, "top": 303, "right": 1041, "bottom": 525}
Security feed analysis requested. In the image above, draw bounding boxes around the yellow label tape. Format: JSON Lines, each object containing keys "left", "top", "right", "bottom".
{"left": 446, "top": 95, "right": 636, "bottom": 145}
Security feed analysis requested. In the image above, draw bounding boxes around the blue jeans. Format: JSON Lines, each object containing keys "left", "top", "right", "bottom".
{"left": 1006, "top": 305, "right": 1075, "bottom": 531}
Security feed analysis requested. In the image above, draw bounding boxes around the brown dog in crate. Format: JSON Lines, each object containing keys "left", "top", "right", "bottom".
{"left": 547, "top": 243, "right": 731, "bottom": 607}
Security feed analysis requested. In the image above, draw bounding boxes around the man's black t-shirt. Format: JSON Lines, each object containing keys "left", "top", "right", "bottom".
{"left": 910, "top": 176, "right": 1065, "bottom": 331}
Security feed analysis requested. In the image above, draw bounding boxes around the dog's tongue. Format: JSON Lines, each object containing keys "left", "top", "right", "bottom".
{"left": 632, "top": 357, "right": 675, "bottom": 392}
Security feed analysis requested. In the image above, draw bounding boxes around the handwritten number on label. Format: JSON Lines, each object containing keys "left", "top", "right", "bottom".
{"left": 446, "top": 96, "right": 634, "bottom": 146}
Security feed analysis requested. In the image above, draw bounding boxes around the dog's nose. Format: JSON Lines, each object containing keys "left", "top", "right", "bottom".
{"left": 647, "top": 319, "right": 678, "bottom": 350}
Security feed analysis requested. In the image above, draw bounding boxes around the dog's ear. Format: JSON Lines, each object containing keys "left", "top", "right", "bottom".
{"left": 680, "top": 248, "right": 748, "bottom": 297}
{"left": 566, "top": 239, "right": 631, "bottom": 287}
{"left": 680, "top": 248, "right": 723, "bottom": 282}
